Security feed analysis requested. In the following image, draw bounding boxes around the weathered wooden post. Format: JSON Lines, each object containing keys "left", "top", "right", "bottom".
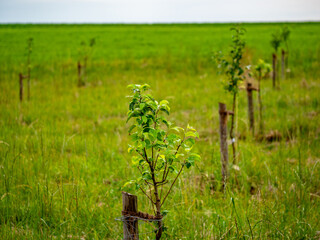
{"left": 77, "top": 61, "right": 82, "bottom": 87}
{"left": 19, "top": 73, "right": 23, "bottom": 102}
{"left": 281, "top": 49, "right": 285, "bottom": 80}
{"left": 219, "top": 103, "right": 233, "bottom": 187}
{"left": 122, "top": 192, "right": 139, "bottom": 240}
{"left": 246, "top": 83, "right": 258, "bottom": 136}
{"left": 272, "top": 53, "right": 277, "bottom": 89}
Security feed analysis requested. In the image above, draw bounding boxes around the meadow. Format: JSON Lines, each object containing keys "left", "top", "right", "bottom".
{"left": 0, "top": 22, "right": 320, "bottom": 239}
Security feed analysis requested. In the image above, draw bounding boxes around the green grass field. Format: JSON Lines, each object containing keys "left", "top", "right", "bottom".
{"left": 0, "top": 23, "right": 320, "bottom": 239}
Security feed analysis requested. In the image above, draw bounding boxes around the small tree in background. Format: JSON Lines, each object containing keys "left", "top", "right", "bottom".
{"left": 270, "top": 31, "right": 282, "bottom": 88}
{"left": 214, "top": 26, "right": 246, "bottom": 164}
{"left": 26, "top": 37, "right": 33, "bottom": 100}
{"left": 78, "top": 38, "right": 95, "bottom": 86}
{"left": 254, "top": 59, "right": 272, "bottom": 135}
{"left": 125, "top": 84, "right": 200, "bottom": 240}
{"left": 281, "top": 26, "right": 291, "bottom": 79}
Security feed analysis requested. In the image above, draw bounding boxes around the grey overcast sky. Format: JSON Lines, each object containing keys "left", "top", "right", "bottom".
{"left": 0, "top": 0, "right": 319, "bottom": 23}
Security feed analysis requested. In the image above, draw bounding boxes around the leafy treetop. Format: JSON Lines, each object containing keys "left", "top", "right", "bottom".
{"left": 125, "top": 84, "right": 200, "bottom": 209}
{"left": 214, "top": 26, "right": 246, "bottom": 94}
{"left": 254, "top": 59, "right": 272, "bottom": 79}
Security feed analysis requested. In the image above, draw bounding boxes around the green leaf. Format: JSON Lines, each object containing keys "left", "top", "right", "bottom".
{"left": 160, "top": 100, "right": 169, "bottom": 106}
{"left": 122, "top": 180, "right": 135, "bottom": 188}
{"left": 168, "top": 165, "right": 178, "bottom": 174}
{"left": 142, "top": 172, "right": 152, "bottom": 180}
{"left": 128, "top": 125, "right": 136, "bottom": 134}
{"left": 128, "top": 146, "right": 135, "bottom": 154}
{"left": 142, "top": 116, "right": 148, "bottom": 123}
{"left": 140, "top": 103, "right": 146, "bottom": 110}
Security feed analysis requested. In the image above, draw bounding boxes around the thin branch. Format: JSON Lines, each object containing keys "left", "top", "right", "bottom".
{"left": 139, "top": 187, "right": 155, "bottom": 204}
{"left": 161, "top": 164, "right": 185, "bottom": 207}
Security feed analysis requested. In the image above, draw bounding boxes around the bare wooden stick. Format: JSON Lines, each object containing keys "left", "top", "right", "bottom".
{"left": 122, "top": 192, "right": 139, "bottom": 240}
{"left": 77, "top": 61, "right": 82, "bottom": 87}
{"left": 281, "top": 49, "right": 285, "bottom": 80}
{"left": 246, "top": 83, "right": 257, "bottom": 136}
{"left": 219, "top": 103, "right": 231, "bottom": 186}
{"left": 19, "top": 73, "right": 23, "bottom": 102}
{"left": 272, "top": 53, "right": 277, "bottom": 89}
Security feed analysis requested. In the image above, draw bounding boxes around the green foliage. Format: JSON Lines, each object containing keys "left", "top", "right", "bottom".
{"left": 0, "top": 23, "right": 320, "bottom": 239}
{"left": 26, "top": 37, "right": 33, "bottom": 55}
{"left": 79, "top": 37, "right": 96, "bottom": 63}
{"left": 270, "top": 31, "right": 282, "bottom": 53}
{"left": 25, "top": 37, "right": 33, "bottom": 69}
{"left": 254, "top": 59, "right": 272, "bottom": 79}
{"left": 281, "top": 26, "right": 290, "bottom": 42}
{"left": 281, "top": 26, "right": 291, "bottom": 51}
{"left": 214, "top": 26, "right": 246, "bottom": 94}
{"left": 125, "top": 84, "right": 200, "bottom": 203}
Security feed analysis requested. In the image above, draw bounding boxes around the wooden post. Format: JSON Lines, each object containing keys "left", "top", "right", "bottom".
{"left": 122, "top": 192, "right": 139, "bottom": 240}
{"left": 246, "top": 83, "right": 256, "bottom": 136}
{"left": 19, "top": 73, "right": 23, "bottom": 102}
{"left": 219, "top": 103, "right": 232, "bottom": 186}
{"left": 272, "top": 53, "right": 277, "bottom": 89}
{"left": 77, "top": 61, "right": 82, "bottom": 87}
{"left": 281, "top": 49, "right": 285, "bottom": 80}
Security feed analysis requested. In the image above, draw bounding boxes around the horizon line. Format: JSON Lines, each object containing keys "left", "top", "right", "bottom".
{"left": 1, "top": 20, "right": 320, "bottom": 25}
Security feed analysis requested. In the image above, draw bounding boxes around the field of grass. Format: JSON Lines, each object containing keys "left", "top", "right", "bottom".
{"left": 0, "top": 23, "right": 320, "bottom": 239}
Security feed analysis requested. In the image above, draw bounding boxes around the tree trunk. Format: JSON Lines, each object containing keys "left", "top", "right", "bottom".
{"left": 247, "top": 83, "right": 255, "bottom": 136}
{"left": 257, "top": 74, "right": 264, "bottom": 135}
{"left": 229, "top": 93, "right": 237, "bottom": 163}
{"left": 151, "top": 171, "right": 162, "bottom": 240}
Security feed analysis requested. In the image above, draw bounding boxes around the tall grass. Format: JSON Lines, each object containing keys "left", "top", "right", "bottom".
{"left": 0, "top": 23, "right": 320, "bottom": 239}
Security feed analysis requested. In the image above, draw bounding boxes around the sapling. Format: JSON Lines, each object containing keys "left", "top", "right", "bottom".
{"left": 270, "top": 31, "right": 282, "bottom": 88}
{"left": 78, "top": 38, "right": 95, "bottom": 86}
{"left": 281, "top": 26, "right": 291, "bottom": 79}
{"left": 214, "top": 26, "right": 246, "bottom": 164}
{"left": 125, "top": 84, "right": 200, "bottom": 239}
{"left": 254, "top": 59, "right": 271, "bottom": 135}
{"left": 26, "top": 37, "right": 33, "bottom": 100}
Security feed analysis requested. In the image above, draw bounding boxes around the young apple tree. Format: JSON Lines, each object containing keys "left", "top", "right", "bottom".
{"left": 125, "top": 84, "right": 200, "bottom": 240}
{"left": 254, "top": 59, "right": 271, "bottom": 135}
{"left": 214, "top": 26, "right": 246, "bottom": 164}
{"left": 270, "top": 31, "right": 282, "bottom": 88}
{"left": 26, "top": 37, "right": 33, "bottom": 100}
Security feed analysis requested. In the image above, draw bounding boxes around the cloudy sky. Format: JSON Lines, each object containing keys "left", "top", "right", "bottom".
{"left": 0, "top": 0, "right": 319, "bottom": 23}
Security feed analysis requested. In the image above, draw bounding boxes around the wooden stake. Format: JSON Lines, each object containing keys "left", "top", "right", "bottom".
{"left": 219, "top": 103, "right": 233, "bottom": 186}
{"left": 122, "top": 192, "right": 139, "bottom": 240}
{"left": 19, "top": 73, "right": 23, "bottom": 102}
{"left": 281, "top": 49, "right": 285, "bottom": 80}
{"left": 246, "top": 83, "right": 258, "bottom": 136}
{"left": 77, "top": 61, "right": 82, "bottom": 87}
{"left": 272, "top": 53, "right": 277, "bottom": 89}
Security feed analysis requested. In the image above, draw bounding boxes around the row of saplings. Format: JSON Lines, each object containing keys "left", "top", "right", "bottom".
{"left": 18, "top": 37, "right": 95, "bottom": 101}
{"left": 18, "top": 26, "right": 289, "bottom": 101}
{"left": 17, "top": 26, "right": 290, "bottom": 240}
{"left": 122, "top": 26, "right": 291, "bottom": 239}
